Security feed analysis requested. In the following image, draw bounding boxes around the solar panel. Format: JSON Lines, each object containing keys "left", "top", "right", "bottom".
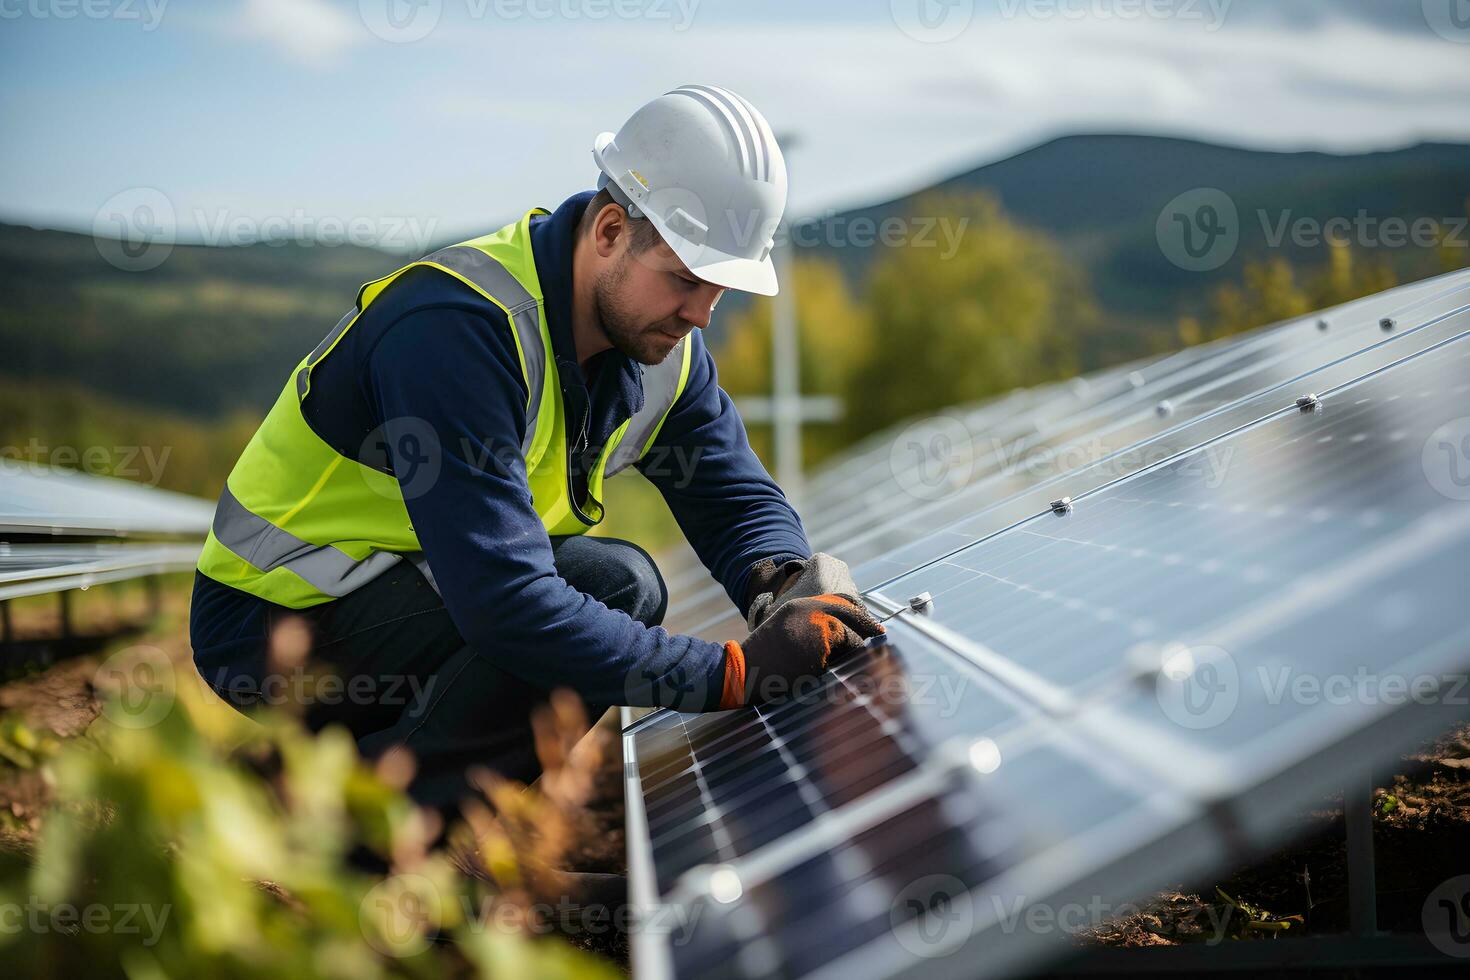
{"left": 629, "top": 270, "right": 1470, "bottom": 979}
{"left": 663, "top": 269, "right": 1470, "bottom": 639}
{"left": 0, "top": 462, "right": 215, "bottom": 538}
{"left": 0, "top": 542, "right": 204, "bottom": 600}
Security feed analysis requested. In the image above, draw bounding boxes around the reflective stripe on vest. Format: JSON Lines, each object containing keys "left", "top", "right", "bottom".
{"left": 211, "top": 483, "right": 404, "bottom": 596}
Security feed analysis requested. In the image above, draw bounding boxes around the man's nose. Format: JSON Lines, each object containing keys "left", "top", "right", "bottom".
{"left": 680, "top": 285, "right": 725, "bottom": 329}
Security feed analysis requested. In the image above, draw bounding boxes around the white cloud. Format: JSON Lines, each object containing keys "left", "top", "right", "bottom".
{"left": 235, "top": 0, "right": 361, "bottom": 67}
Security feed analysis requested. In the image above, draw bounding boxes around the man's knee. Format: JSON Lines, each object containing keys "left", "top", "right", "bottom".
{"left": 552, "top": 535, "right": 668, "bottom": 627}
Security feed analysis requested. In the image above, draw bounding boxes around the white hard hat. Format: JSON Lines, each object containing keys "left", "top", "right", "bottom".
{"left": 592, "top": 84, "right": 788, "bottom": 296}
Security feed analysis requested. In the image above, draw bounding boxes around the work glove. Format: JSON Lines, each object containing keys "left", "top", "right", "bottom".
{"left": 744, "top": 553, "right": 863, "bottom": 632}
{"left": 718, "top": 593, "right": 884, "bottom": 709}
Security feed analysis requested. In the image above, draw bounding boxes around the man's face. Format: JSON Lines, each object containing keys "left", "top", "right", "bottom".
{"left": 594, "top": 235, "right": 727, "bottom": 365}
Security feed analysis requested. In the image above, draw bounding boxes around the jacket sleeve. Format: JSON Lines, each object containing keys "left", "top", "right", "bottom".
{"left": 363, "top": 305, "right": 728, "bottom": 710}
{"left": 636, "top": 331, "right": 813, "bottom": 618}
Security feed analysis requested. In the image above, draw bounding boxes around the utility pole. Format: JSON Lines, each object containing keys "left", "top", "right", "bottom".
{"left": 771, "top": 230, "right": 803, "bottom": 498}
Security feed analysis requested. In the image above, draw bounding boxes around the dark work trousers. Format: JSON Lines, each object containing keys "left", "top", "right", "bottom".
{"left": 200, "top": 535, "right": 667, "bottom": 827}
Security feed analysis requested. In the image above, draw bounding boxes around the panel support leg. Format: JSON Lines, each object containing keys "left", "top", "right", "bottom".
{"left": 1345, "top": 769, "right": 1379, "bottom": 937}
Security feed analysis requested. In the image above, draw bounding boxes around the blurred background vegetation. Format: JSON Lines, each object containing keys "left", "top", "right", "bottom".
{"left": 0, "top": 584, "right": 630, "bottom": 978}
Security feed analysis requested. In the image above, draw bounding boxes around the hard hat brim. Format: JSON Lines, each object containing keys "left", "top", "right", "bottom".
{"left": 673, "top": 242, "right": 780, "bottom": 297}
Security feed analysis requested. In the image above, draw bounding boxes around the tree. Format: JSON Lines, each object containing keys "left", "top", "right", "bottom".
{"left": 837, "top": 192, "right": 1093, "bottom": 444}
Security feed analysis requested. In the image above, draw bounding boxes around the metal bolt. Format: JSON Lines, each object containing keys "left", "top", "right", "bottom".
{"left": 1155, "top": 399, "right": 1174, "bottom": 418}
{"left": 1050, "top": 497, "right": 1073, "bottom": 516}
{"left": 1128, "top": 371, "right": 1146, "bottom": 389}
{"left": 876, "top": 592, "right": 936, "bottom": 624}
{"left": 1317, "top": 318, "right": 1330, "bottom": 332}
{"left": 1296, "top": 393, "right": 1321, "bottom": 412}
{"left": 1379, "top": 317, "right": 1395, "bottom": 332}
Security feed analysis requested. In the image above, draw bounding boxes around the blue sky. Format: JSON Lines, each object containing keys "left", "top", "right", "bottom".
{"left": 2, "top": 0, "right": 1468, "bottom": 248}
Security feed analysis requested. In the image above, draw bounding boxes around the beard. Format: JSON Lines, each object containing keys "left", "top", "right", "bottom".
{"left": 593, "top": 252, "right": 687, "bottom": 366}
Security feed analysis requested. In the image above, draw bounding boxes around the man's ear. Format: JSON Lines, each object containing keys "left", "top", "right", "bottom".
{"left": 592, "top": 203, "right": 627, "bottom": 259}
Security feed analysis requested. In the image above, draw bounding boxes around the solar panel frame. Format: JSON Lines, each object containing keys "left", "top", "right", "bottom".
{"left": 0, "top": 462, "right": 215, "bottom": 538}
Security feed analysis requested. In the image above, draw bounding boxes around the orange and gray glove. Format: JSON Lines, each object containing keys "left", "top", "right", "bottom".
{"left": 718, "top": 592, "right": 884, "bottom": 709}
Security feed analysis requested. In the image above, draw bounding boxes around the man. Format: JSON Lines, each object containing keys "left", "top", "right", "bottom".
{"left": 189, "top": 84, "right": 882, "bottom": 819}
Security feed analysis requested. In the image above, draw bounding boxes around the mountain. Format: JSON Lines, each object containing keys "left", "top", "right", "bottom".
{"left": 3, "top": 134, "right": 1466, "bottom": 421}
{"left": 780, "top": 133, "right": 1470, "bottom": 329}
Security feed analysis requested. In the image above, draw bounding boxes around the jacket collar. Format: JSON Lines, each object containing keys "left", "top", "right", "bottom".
{"left": 528, "top": 190, "right": 647, "bottom": 441}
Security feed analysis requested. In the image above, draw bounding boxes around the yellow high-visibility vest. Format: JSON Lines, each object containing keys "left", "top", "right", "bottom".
{"left": 196, "top": 206, "right": 692, "bottom": 608}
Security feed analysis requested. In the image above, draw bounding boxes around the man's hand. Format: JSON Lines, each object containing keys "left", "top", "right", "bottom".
{"left": 745, "top": 553, "right": 863, "bottom": 632}
{"left": 719, "top": 593, "right": 884, "bottom": 708}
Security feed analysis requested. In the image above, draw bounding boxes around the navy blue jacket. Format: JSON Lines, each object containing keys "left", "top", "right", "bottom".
{"left": 190, "top": 190, "right": 811, "bottom": 709}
